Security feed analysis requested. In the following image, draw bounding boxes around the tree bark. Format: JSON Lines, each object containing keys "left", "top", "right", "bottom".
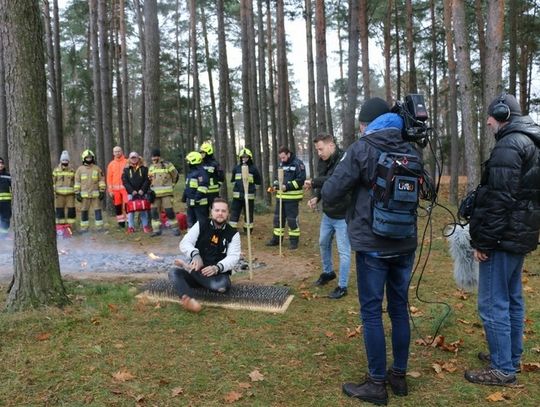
{"left": 89, "top": 0, "right": 104, "bottom": 166}
{"left": 188, "top": 0, "right": 202, "bottom": 148}
{"left": 276, "top": 0, "right": 288, "bottom": 148}
{"left": 133, "top": 0, "right": 145, "bottom": 152}
{"left": 143, "top": 0, "right": 160, "bottom": 157}
{"left": 508, "top": 0, "right": 518, "bottom": 96}
{"left": 359, "top": 0, "right": 370, "bottom": 99}
{"left": 119, "top": 0, "right": 130, "bottom": 152}
{"left": 52, "top": 0, "right": 63, "bottom": 152}
{"left": 383, "top": 0, "right": 392, "bottom": 103}
{"left": 315, "top": 0, "right": 327, "bottom": 134}
{"left": 405, "top": 0, "right": 417, "bottom": 93}
{"left": 266, "top": 0, "right": 277, "bottom": 181}
{"left": 453, "top": 0, "right": 480, "bottom": 190}
{"left": 0, "top": 34, "right": 7, "bottom": 163}
{"left": 98, "top": 0, "right": 113, "bottom": 168}
{"left": 305, "top": 0, "right": 316, "bottom": 175}
{"left": 343, "top": 0, "right": 359, "bottom": 148}
{"left": 0, "top": 0, "right": 68, "bottom": 311}
{"left": 200, "top": 5, "right": 219, "bottom": 144}
{"left": 257, "top": 0, "right": 269, "bottom": 202}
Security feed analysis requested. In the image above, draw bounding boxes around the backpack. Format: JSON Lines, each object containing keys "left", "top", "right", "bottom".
{"left": 371, "top": 152, "right": 423, "bottom": 239}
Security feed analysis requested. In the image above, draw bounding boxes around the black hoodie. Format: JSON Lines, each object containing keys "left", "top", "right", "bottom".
{"left": 470, "top": 115, "right": 540, "bottom": 254}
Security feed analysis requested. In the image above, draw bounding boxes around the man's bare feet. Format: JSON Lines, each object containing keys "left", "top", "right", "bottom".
{"left": 180, "top": 295, "right": 202, "bottom": 313}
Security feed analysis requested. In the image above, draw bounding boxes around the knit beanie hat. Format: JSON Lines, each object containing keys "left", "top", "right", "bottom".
{"left": 487, "top": 93, "right": 522, "bottom": 119}
{"left": 151, "top": 148, "right": 161, "bottom": 157}
{"left": 358, "top": 97, "right": 390, "bottom": 123}
{"left": 60, "top": 150, "right": 70, "bottom": 162}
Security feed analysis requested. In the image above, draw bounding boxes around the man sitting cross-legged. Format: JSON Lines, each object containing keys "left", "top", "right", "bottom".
{"left": 169, "top": 198, "right": 241, "bottom": 312}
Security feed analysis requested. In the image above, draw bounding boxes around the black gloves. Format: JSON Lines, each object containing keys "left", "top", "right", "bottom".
{"left": 75, "top": 193, "right": 82, "bottom": 202}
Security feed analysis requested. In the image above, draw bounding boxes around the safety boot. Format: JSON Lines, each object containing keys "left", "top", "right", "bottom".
{"left": 266, "top": 235, "right": 281, "bottom": 246}
{"left": 342, "top": 375, "right": 388, "bottom": 405}
{"left": 289, "top": 238, "right": 299, "bottom": 250}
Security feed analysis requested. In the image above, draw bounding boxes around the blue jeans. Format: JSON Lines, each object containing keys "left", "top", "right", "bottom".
{"left": 478, "top": 250, "right": 524, "bottom": 375}
{"left": 319, "top": 213, "right": 351, "bottom": 288}
{"left": 356, "top": 251, "right": 415, "bottom": 381}
{"left": 127, "top": 195, "right": 149, "bottom": 228}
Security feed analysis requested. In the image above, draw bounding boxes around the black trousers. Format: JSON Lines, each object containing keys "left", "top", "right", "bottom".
{"left": 230, "top": 198, "right": 255, "bottom": 229}
{"left": 187, "top": 205, "right": 208, "bottom": 228}
{"left": 0, "top": 201, "right": 11, "bottom": 233}
{"left": 272, "top": 199, "right": 300, "bottom": 238}
{"left": 168, "top": 267, "right": 231, "bottom": 298}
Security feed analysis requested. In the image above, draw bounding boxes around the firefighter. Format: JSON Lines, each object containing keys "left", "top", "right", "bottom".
{"left": 74, "top": 149, "right": 106, "bottom": 232}
{"left": 266, "top": 146, "right": 306, "bottom": 250}
{"left": 106, "top": 146, "right": 128, "bottom": 228}
{"left": 0, "top": 157, "right": 11, "bottom": 239}
{"left": 229, "top": 148, "right": 261, "bottom": 232}
{"left": 148, "top": 148, "right": 180, "bottom": 237}
{"left": 52, "top": 150, "right": 76, "bottom": 230}
{"left": 182, "top": 151, "right": 209, "bottom": 228}
{"left": 199, "top": 142, "right": 224, "bottom": 208}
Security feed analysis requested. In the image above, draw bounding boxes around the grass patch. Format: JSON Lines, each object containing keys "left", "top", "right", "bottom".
{"left": 1, "top": 194, "right": 540, "bottom": 406}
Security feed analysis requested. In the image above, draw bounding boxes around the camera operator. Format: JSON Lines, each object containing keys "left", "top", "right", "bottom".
{"left": 322, "top": 97, "right": 423, "bottom": 405}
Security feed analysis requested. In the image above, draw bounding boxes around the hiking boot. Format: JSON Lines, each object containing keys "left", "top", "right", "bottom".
{"left": 328, "top": 286, "right": 347, "bottom": 299}
{"left": 387, "top": 368, "right": 408, "bottom": 396}
{"left": 314, "top": 271, "right": 337, "bottom": 286}
{"left": 477, "top": 352, "right": 521, "bottom": 373}
{"left": 464, "top": 368, "right": 517, "bottom": 386}
{"left": 180, "top": 295, "right": 202, "bottom": 313}
{"left": 172, "top": 228, "right": 181, "bottom": 237}
{"left": 151, "top": 230, "right": 162, "bottom": 237}
{"left": 127, "top": 227, "right": 136, "bottom": 234}
{"left": 289, "top": 238, "right": 299, "bottom": 250}
{"left": 342, "top": 376, "right": 388, "bottom": 405}
{"left": 266, "top": 235, "right": 281, "bottom": 246}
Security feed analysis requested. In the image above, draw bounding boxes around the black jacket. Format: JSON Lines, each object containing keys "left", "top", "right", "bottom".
{"left": 470, "top": 115, "right": 540, "bottom": 254}
{"left": 312, "top": 147, "right": 350, "bottom": 219}
{"left": 321, "top": 113, "right": 421, "bottom": 253}
{"left": 0, "top": 168, "right": 11, "bottom": 200}
{"left": 122, "top": 164, "right": 150, "bottom": 195}
{"left": 231, "top": 158, "right": 261, "bottom": 200}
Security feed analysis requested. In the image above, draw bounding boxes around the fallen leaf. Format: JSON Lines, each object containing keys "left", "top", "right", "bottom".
{"left": 532, "top": 347, "right": 540, "bottom": 353}
{"left": 464, "top": 328, "right": 475, "bottom": 334}
{"left": 486, "top": 391, "right": 507, "bottom": 402}
{"left": 135, "top": 394, "right": 145, "bottom": 402}
{"left": 224, "top": 391, "right": 242, "bottom": 403}
{"left": 523, "top": 286, "right": 534, "bottom": 293}
{"left": 300, "top": 290, "right": 313, "bottom": 300}
{"left": 110, "top": 388, "right": 123, "bottom": 395}
{"left": 171, "top": 387, "right": 184, "bottom": 397}
{"left": 453, "top": 290, "right": 468, "bottom": 300}
{"left": 238, "top": 382, "right": 252, "bottom": 389}
{"left": 112, "top": 369, "right": 136, "bottom": 382}
{"left": 36, "top": 332, "right": 51, "bottom": 341}
{"left": 346, "top": 325, "right": 362, "bottom": 338}
{"left": 90, "top": 317, "right": 100, "bottom": 326}
{"left": 457, "top": 319, "right": 471, "bottom": 325}
{"left": 248, "top": 369, "right": 264, "bottom": 382}
{"left": 324, "top": 331, "right": 335, "bottom": 338}
{"left": 154, "top": 302, "right": 162, "bottom": 309}
{"left": 347, "top": 310, "right": 358, "bottom": 315}
{"left": 407, "top": 371, "right": 422, "bottom": 378}
{"left": 312, "top": 352, "right": 325, "bottom": 356}
{"left": 454, "top": 303, "right": 464, "bottom": 310}
{"left": 442, "top": 362, "right": 457, "bottom": 373}
{"left": 114, "top": 343, "right": 125, "bottom": 349}
{"left": 521, "top": 362, "right": 540, "bottom": 372}
{"left": 108, "top": 304, "right": 119, "bottom": 313}
{"left": 432, "top": 363, "right": 442, "bottom": 374}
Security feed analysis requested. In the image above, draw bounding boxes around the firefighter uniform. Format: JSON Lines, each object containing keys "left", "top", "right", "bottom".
{"left": 149, "top": 149, "right": 179, "bottom": 235}
{"left": 0, "top": 157, "right": 11, "bottom": 239}
{"left": 52, "top": 150, "right": 76, "bottom": 227}
{"left": 200, "top": 142, "right": 224, "bottom": 208}
{"left": 229, "top": 148, "right": 261, "bottom": 231}
{"left": 182, "top": 151, "right": 209, "bottom": 228}
{"left": 268, "top": 151, "right": 306, "bottom": 249}
{"left": 74, "top": 150, "right": 106, "bottom": 232}
{"left": 107, "top": 147, "right": 128, "bottom": 227}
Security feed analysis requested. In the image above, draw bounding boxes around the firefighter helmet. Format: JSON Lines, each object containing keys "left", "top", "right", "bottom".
{"left": 238, "top": 148, "right": 253, "bottom": 159}
{"left": 186, "top": 151, "right": 203, "bottom": 165}
{"left": 200, "top": 142, "right": 213, "bottom": 156}
{"left": 81, "top": 149, "right": 95, "bottom": 161}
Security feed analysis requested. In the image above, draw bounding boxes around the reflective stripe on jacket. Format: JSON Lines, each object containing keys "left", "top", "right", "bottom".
{"left": 0, "top": 171, "right": 11, "bottom": 201}
{"left": 74, "top": 164, "right": 106, "bottom": 198}
{"left": 149, "top": 160, "right": 178, "bottom": 197}
{"left": 107, "top": 156, "right": 128, "bottom": 192}
{"left": 276, "top": 155, "right": 306, "bottom": 200}
{"left": 52, "top": 164, "right": 76, "bottom": 195}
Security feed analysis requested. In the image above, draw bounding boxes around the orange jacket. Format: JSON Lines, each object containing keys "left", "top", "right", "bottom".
{"left": 107, "top": 155, "right": 128, "bottom": 193}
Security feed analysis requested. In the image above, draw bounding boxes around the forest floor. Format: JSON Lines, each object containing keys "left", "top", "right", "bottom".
{"left": 1, "top": 183, "right": 539, "bottom": 406}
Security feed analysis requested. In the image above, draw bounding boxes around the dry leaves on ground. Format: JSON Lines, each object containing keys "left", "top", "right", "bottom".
{"left": 486, "top": 391, "right": 510, "bottom": 402}
{"left": 249, "top": 369, "right": 264, "bottom": 382}
{"left": 36, "top": 332, "right": 51, "bottom": 341}
{"left": 224, "top": 391, "right": 243, "bottom": 403}
{"left": 171, "top": 387, "right": 184, "bottom": 397}
{"left": 521, "top": 362, "right": 540, "bottom": 372}
{"left": 112, "top": 369, "right": 136, "bottom": 382}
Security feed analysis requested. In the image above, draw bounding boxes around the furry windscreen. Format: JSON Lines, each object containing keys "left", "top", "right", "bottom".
{"left": 137, "top": 279, "right": 294, "bottom": 313}
{"left": 446, "top": 224, "right": 478, "bottom": 292}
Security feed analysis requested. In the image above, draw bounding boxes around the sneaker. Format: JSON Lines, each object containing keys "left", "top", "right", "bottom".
{"left": 151, "top": 230, "right": 162, "bottom": 237}
{"left": 266, "top": 236, "right": 281, "bottom": 246}
{"left": 464, "top": 368, "right": 517, "bottom": 386}
{"left": 126, "top": 227, "right": 136, "bottom": 234}
{"left": 143, "top": 226, "right": 152, "bottom": 234}
{"left": 477, "top": 352, "right": 521, "bottom": 373}
{"left": 314, "top": 271, "right": 337, "bottom": 286}
{"left": 328, "top": 286, "right": 347, "bottom": 299}
{"left": 342, "top": 376, "right": 388, "bottom": 405}
{"left": 387, "top": 368, "right": 408, "bottom": 396}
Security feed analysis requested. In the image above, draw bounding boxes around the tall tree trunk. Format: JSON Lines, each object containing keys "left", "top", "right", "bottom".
{"left": 405, "top": 0, "right": 417, "bottom": 93}
{"left": 384, "top": 0, "right": 392, "bottom": 103}
{"left": 276, "top": 0, "right": 288, "bottom": 148}
{"left": 200, "top": 5, "right": 219, "bottom": 144}
{"left": 257, "top": 0, "right": 269, "bottom": 202}
{"left": 267, "top": 0, "right": 277, "bottom": 181}
{"left": 1, "top": 0, "right": 68, "bottom": 311}
{"left": 133, "top": 0, "right": 145, "bottom": 152}
{"left": 443, "top": 0, "right": 459, "bottom": 205}
{"left": 189, "top": 0, "right": 202, "bottom": 147}
{"left": 315, "top": 0, "right": 327, "bottom": 134}
{"left": 143, "top": 0, "right": 160, "bottom": 157}
{"left": 336, "top": 0, "right": 346, "bottom": 132}
{"left": 52, "top": 0, "right": 63, "bottom": 151}
{"left": 43, "top": 0, "right": 61, "bottom": 165}
{"left": 112, "top": 1, "right": 124, "bottom": 149}
{"left": 98, "top": 0, "right": 113, "bottom": 168}
{"left": 216, "top": 0, "right": 230, "bottom": 200}
{"left": 429, "top": 0, "right": 439, "bottom": 182}
{"left": 343, "top": 0, "right": 359, "bottom": 148}
{"left": 482, "top": 0, "right": 505, "bottom": 159}
{"left": 359, "top": 0, "right": 370, "bottom": 99}
{"left": 508, "top": 0, "right": 518, "bottom": 95}
{"left": 453, "top": 0, "right": 480, "bottom": 190}
{"left": 0, "top": 35, "right": 7, "bottom": 163}
{"left": 394, "top": 0, "right": 401, "bottom": 100}
{"left": 305, "top": 0, "right": 316, "bottom": 176}
{"left": 119, "top": 0, "right": 130, "bottom": 152}
{"left": 89, "top": 0, "right": 104, "bottom": 166}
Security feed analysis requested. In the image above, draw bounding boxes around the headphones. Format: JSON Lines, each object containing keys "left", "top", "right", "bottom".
{"left": 491, "top": 93, "right": 511, "bottom": 122}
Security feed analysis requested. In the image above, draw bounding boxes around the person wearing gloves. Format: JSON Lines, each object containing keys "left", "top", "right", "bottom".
{"left": 182, "top": 151, "right": 209, "bottom": 229}
{"left": 52, "top": 150, "right": 76, "bottom": 230}
{"left": 74, "top": 149, "right": 106, "bottom": 232}
{"left": 168, "top": 198, "right": 241, "bottom": 313}
{"left": 122, "top": 151, "right": 152, "bottom": 234}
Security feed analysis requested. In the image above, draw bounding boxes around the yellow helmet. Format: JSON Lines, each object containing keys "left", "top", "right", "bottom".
{"left": 238, "top": 148, "right": 253, "bottom": 159}
{"left": 81, "top": 149, "right": 95, "bottom": 161}
{"left": 186, "top": 151, "right": 203, "bottom": 165}
{"left": 200, "top": 142, "right": 213, "bottom": 156}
